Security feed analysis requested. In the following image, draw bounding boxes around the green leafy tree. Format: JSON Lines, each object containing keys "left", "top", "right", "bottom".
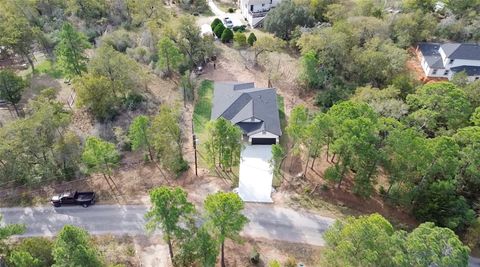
{"left": 382, "top": 127, "right": 431, "bottom": 203}
{"left": 214, "top": 24, "right": 226, "bottom": 38}
{"left": 247, "top": 32, "right": 257, "bottom": 46}
{"left": 55, "top": 23, "right": 90, "bottom": 78}
{"left": 221, "top": 28, "right": 234, "bottom": 43}
{"left": 0, "top": 70, "right": 26, "bottom": 116}
{"left": 407, "top": 82, "right": 472, "bottom": 136}
{"left": 0, "top": 214, "right": 25, "bottom": 261}
{"left": 66, "top": 0, "right": 107, "bottom": 23}
{"left": 75, "top": 74, "right": 119, "bottom": 120}
{"left": 8, "top": 237, "right": 53, "bottom": 267}
{"left": 89, "top": 45, "right": 146, "bottom": 99}
{"left": 453, "top": 126, "right": 480, "bottom": 200}
{"left": 286, "top": 105, "right": 309, "bottom": 172}
{"left": 271, "top": 144, "right": 285, "bottom": 178}
{"left": 323, "top": 213, "right": 470, "bottom": 267}
{"left": 128, "top": 115, "right": 154, "bottom": 160}
{"left": 299, "top": 51, "right": 323, "bottom": 90}
{"left": 323, "top": 213, "right": 395, "bottom": 267}
{"left": 204, "top": 118, "right": 243, "bottom": 171}
{"left": 52, "top": 225, "right": 103, "bottom": 267}
{"left": 352, "top": 85, "right": 409, "bottom": 119}
{"left": 233, "top": 32, "right": 247, "bottom": 48}
{"left": 413, "top": 179, "right": 475, "bottom": 231}
{"left": 150, "top": 105, "right": 187, "bottom": 175}
{"left": 176, "top": 16, "right": 211, "bottom": 67}
{"left": 251, "top": 35, "right": 285, "bottom": 66}
{"left": 211, "top": 18, "right": 223, "bottom": 30}
{"left": 204, "top": 192, "right": 249, "bottom": 267}
{"left": 126, "top": 0, "right": 168, "bottom": 25}
{"left": 264, "top": 0, "right": 314, "bottom": 40}
{"left": 471, "top": 107, "right": 480, "bottom": 126}
{"left": 391, "top": 10, "right": 436, "bottom": 47}
{"left": 174, "top": 226, "right": 218, "bottom": 267}
{"left": 304, "top": 112, "right": 334, "bottom": 171}
{"left": 0, "top": 11, "right": 36, "bottom": 71}
{"left": 402, "top": 222, "right": 470, "bottom": 266}
{"left": 145, "top": 186, "right": 195, "bottom": 266}
{"left": 82, "top": 136, "right": 120, "bottom": 181}
{"left": 350, "top": 38, "right": 408, "bottom": 87}
{"left": 157, "top": 37, "right": 184, "bottom": 76}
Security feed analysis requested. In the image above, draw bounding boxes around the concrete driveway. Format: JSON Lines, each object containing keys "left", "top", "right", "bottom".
{"left": 238, "top": 145, "right": 274, "bottom": 203}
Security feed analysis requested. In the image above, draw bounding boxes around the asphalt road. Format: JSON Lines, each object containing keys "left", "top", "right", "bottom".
{"left": 0, "top": 204, "right": 334, "bottom": 246}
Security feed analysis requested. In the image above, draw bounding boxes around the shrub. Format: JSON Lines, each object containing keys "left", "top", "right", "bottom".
{"left": 8, "top": 237, "right": 54, "bottom": 267}
{"left": 324, "top": 165, "right": 342, "bottom": 184}
{"left": 284, "top": 257, "right": 297, "bottom": 267}
{"left": 214, "top": 23, "right": 226, "bottom": 38}
{"left": 101, "top": 29, "right": 135, "bottom": 52}
{"left": 211, "top": 18, "right": 223, "bottom": 30}
{"left": 123, "top": 92, "right": 144, "bottom": 111}
{"left": 247, "top": 32, "right": 257, "bottom": 46}
{"left": 221, "top": 28, "right": 234, "bottom": 43}
{"left": 269, "top": 260, "right": 281, "bottom": 267}
{"left": 233, "top": 32, "right": 247, "bottom": 48}
{"left": 228, "top": 7, "right": 235, "bottom": 13}
{"left": 232, "top": 25, "right": 247, "bottom": 32}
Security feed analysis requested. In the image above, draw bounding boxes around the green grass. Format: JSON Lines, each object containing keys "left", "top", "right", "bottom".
{"left": 277, "top": 94, "right": 288, "bottom": 146}
{"left": 193, "top": 80, "right": 214, "bottom": 134}
{"left": 35, "top": 60, "right": 64, "bottom": 79}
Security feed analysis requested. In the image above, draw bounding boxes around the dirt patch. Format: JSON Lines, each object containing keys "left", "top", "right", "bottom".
{"left": 94, "top": 234, "right": 140, "bottom": 267}
{"left": 224, "top": 237, "right": 322, "bottom": 267}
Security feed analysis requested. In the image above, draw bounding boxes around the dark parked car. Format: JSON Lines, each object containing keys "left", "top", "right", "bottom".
{"left": 51, "top": 191, "right": 96, "bottom": 208}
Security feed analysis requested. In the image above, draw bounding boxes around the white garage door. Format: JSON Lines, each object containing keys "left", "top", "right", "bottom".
{"left": 238, "top": 145, "right": 274, "bottom": 203}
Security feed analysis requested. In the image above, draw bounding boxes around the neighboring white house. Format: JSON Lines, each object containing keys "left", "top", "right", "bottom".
{"left": 239, "top": 0, "right": 281, "bottom": 27}
{"left": 417, "top": 42, "right": 480, "bottom": 82}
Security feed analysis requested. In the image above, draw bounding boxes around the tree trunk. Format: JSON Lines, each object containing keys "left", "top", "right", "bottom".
{"left": 311, "top": 156, "right": 317, "bottom": 170}
{"left": 11, "top": 103, "right": 20, "bottom": 117}
{"left": 221, "top": 241, "right": 225, "bottom": 267}
{"left": 26, "top": 54, "right": 35, "bottom": 73}
{"left": 303, "top": 156, "right": 310, "bottom": 177}
{"left": 167, "top": 235, "right": 175, "bottom": 266}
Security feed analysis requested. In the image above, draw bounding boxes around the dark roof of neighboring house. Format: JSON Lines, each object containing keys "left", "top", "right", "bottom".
{"left": 441, "top": 43, "right": 480, "bottom": 60}
{"left": 451, "top": 66, "right": 480, "bottom": 76}
{"left": 211, "top": 82, "right": 282, "bottom": 136}
{"left": 418, "top": 43, "right": 445, "bottom": 69}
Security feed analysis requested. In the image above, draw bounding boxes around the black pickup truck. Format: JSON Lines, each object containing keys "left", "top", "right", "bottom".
{"left": 51, "top": 191, "right": 96, "bottom": 208}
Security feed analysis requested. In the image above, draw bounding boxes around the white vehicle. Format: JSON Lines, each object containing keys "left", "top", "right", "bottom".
{"left": 223, "top": 17, "right": 233, "bottom": 28}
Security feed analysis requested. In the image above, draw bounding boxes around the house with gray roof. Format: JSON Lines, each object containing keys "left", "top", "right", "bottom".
{"left": 211, "top": 82, "right": 282, "bottom": 145}
{"left": 417, "top": 42, "right": 480, "bottom": 82}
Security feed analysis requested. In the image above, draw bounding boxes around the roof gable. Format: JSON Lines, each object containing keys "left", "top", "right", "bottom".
{"left": 211, "top": 82, "right": 282, "bottom": 136}
{"left": 441, "top": 43, "right": 480, "bottom": 60}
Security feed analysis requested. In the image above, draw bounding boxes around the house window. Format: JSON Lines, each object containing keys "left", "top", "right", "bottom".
{"left": 432, "top": 69, "right": 437, "bottom": 75}
{"left": 270, "top": 0, "right": 272, "bottom": 3}
{"left": 476, "top": 77, "right": 479, "bottom": 80}
{"left": 444, "top": 70, "right": 449, "bottom": 76}
{"left": 250, "top": 5, "right": 253, "bottom": 11}
{"left": 449, "top": 59, "right": 454, "bottom": 64}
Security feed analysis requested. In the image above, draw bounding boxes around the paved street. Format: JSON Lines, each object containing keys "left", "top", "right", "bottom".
{"left": 0, "top": 204, "right": 334, "bottom": 246}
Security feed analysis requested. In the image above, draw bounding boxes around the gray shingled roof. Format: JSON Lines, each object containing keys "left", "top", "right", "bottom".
{"left": 211, "top": 82, "right": 282, "bottom": 136}
{"left": 418, "top": 43, "right": 445, "bottom": 69}
{"left": 441, "top": 43, "right": 480, "bottom": 60}
{"left": 451, "top": 66, "right": 480, "bottom": 76}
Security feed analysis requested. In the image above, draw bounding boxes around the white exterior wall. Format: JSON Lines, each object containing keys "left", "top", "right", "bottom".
{"left": 248, "top": 131, "right": 279, "bottom": 143}
{"left": 448, "top": 59, "right": 480, "bottom": 68}
{"left": 467, "top": 76, "right": 480, "bottom": 82}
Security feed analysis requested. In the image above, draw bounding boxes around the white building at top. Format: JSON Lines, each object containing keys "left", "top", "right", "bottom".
{"left": 239, "top": 0, "right": 281, "bottom": 27}
{"left": 417, "top": 42, "right": 480, "bottom": 82}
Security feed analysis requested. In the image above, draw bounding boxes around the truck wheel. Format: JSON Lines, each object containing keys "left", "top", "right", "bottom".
{"left": 82, "top": 203, "right": 89, "bottom": 208}
{"left": 53, "top": 203, "right": 61, "bottom": 208}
